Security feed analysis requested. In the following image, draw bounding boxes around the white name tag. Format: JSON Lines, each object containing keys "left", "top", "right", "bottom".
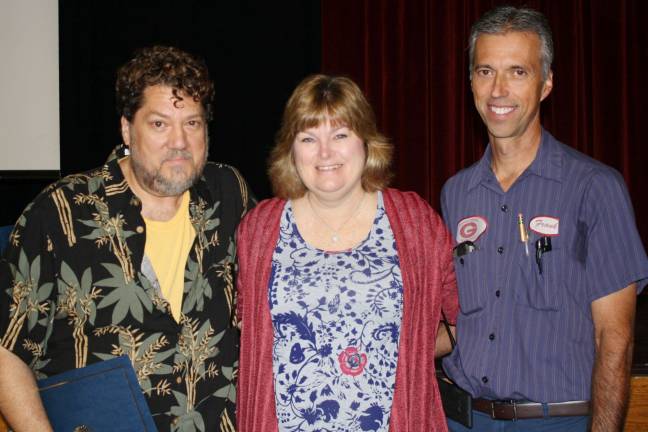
{"left": 457, "top": 216, "right": 488, "bottom": 243}
{"left": 529, "top": 216, "right": 559, "bottom": 236}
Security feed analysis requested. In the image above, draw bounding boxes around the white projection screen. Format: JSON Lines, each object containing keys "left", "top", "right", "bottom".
{"left": 0, "top": 0, "right": 60, "bottom": 175}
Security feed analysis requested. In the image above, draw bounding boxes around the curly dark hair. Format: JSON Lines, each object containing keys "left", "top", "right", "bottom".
{"left": 115, "top": 46, "right": 214, "bottom": 121}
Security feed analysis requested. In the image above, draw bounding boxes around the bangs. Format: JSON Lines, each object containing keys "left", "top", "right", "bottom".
{"left": 290, "top": 78, "right": 363, "bottom": 135}
{"left": 292, "top": 102, "right": 355, "bottom": 136}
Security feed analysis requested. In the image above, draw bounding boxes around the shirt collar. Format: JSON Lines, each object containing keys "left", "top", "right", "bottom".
{"left": 467, "top": 128, "right": 563, "bottom": 192}
{"left": 528, "top": 129, "right": 563, "bottom": 182}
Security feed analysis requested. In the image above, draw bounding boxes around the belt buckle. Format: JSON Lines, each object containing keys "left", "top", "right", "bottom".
{"left": 512, "top": 400, "right": 518, "bottom": 421}
{"left": 491, "top": 399, "right": 518, "bottom": 421}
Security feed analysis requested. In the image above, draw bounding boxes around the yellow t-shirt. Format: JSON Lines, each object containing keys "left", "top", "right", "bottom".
{"left": 143, "top": 191, "right": 195, "bottom": 321}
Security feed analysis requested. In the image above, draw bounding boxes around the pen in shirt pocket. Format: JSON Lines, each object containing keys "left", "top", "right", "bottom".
{"left": 517, "top": 213, "right": 529, "bottom": 256}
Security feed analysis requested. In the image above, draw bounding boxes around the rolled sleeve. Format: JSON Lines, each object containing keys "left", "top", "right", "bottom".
{"left": 583, "top": 169, "right": 648, "bottom": 301}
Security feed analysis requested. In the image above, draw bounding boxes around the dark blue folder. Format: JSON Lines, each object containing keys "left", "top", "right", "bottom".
{"left": 37, "top": 356, "right": 157, "bottom": 432}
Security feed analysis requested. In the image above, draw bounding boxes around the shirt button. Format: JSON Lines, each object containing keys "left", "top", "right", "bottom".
{"left": 495, "top": 290, "right": 501, "bottom": 297}
{"left": 482, "top": 376, "right": 489, "bottom": 383}
{"left": 501, "top": 204, "right": 508, "bottom": 212}
{"left": 497, "top": 246, "right": 504, "bottom": 254}
{"left": 489, "top": 333, "right": 495, "bottom": 340}
{"left": 136, "top": 226, "right": 144, "bottom": 233}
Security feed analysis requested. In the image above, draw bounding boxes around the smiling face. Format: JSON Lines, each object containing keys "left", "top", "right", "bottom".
{"left": 292, "top": 119, "right": 366, "bottom": 201}
{"left": 121, "top": 85, "right": 208, "bottom": 197}
{"left": 471, "top": 31, "right": 553, "bottom": 146}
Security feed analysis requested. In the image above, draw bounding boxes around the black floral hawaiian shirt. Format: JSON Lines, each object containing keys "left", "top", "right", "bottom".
{"left": 0, "top": 144, "right": 253, "bottom": 432}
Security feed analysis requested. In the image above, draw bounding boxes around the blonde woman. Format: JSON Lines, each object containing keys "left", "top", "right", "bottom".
{"left": 236, "top": 75, "right": 458, "bottom": 431}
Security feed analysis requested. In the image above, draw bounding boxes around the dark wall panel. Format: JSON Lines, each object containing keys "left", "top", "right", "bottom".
{"left": 1, "top": 1, "right": 321, "bottom": 226}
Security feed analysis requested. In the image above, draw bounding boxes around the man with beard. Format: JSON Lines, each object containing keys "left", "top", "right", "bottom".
{"left": 0, "top": 46, "right": 253, "bottom": 431}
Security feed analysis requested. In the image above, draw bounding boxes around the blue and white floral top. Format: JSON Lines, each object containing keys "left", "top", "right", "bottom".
{"left": 269, "top": 192, "right": 404, "bottom": 432}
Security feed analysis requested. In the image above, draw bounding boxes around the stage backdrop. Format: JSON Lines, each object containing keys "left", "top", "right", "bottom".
{"left": 0, "top": 0, "right": 321, "bottom": 226}
{"left": 321, "top": 0, "right": 648, "bottom": 247}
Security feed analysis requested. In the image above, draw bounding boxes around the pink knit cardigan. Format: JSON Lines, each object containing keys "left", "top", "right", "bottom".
{"left": 236, "top": 189, "right": 458, "bottom": 431}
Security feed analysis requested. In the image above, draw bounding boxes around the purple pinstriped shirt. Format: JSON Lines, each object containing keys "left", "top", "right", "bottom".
{"left": 441, "top": 130, "right": 648, "bottom": 402}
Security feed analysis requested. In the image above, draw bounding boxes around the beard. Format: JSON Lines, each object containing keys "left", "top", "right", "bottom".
{"left": 129, "top": 135, "right": 208, "bottom": 197}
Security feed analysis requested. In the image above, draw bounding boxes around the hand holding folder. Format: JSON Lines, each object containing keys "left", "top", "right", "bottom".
{"left": 38, "top": 356, "right": 157, "bottom": 432}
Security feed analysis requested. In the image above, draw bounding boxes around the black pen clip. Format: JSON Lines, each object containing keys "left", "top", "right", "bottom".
{"left": 535, "top": 237, "right": 552, "bottom": 274}
{"left": 453, "top": 241, "right": 477, "bottom": 265}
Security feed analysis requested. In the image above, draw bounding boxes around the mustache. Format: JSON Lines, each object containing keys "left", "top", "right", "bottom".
{"left": 163, "top": 150, "right": 192, "bottom": 161}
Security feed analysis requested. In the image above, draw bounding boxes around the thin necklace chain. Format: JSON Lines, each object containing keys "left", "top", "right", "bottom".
{"left": 307, "top": 192, "right": 366, "bottom": 243}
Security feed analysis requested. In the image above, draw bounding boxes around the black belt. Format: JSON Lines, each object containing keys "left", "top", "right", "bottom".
{"left": 472, "top": 398, "right": 590, "bottom": 420}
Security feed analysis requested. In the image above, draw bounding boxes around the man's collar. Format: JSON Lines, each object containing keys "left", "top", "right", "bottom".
{"left": 524, "top": 129, "right": 563, "bottom": 182}
{"left": 466, "top": 144, "right": 494, "bottom": 192}
{"left": 467, "top": 128, "right": 563, "bottom": 192}
{"left": 101, "top": 143, "right": 140, "bottom": 212}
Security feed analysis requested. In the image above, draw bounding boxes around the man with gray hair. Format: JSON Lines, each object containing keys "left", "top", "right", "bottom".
{"left": 441, "top": 6, "right": 648, "bottom": 431}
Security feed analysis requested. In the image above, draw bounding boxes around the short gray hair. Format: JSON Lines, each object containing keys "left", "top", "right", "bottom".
{"left": 469, "top": 6, "right": 553, "bottom": 80}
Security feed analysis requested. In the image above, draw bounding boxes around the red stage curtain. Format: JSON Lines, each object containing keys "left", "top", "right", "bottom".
{"left": 321, "top": 0, "right": 648, "bottom": 247}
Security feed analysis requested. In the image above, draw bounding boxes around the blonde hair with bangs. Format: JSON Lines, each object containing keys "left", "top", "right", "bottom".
{"left": 269, "top": 74, "right": 393, "bottom": 199}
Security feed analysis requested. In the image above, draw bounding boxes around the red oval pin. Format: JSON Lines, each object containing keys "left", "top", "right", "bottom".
{"left": 457, "top": 216, "right": 488, "bottom": 243}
